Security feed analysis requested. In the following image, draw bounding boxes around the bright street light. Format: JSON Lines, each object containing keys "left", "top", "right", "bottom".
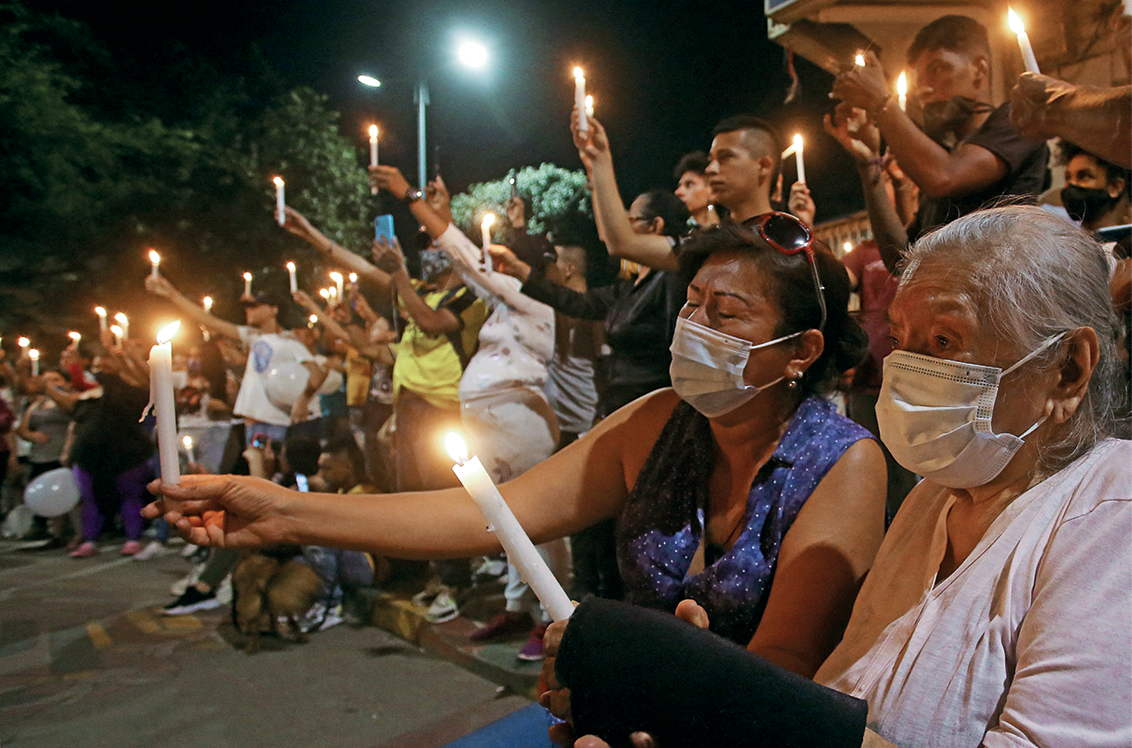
{"left": 357, "top": 75, "right": 382, "bottom": 88}
{"left": 457, "top": 41, "right": 489, "bottom": 69}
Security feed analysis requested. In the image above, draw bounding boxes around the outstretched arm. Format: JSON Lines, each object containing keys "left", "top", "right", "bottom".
{"left": 280, "top": 207, "right": 394, "bottom": 295}
{"left": 145, "top": 275, "right": 244, "bottom": 341}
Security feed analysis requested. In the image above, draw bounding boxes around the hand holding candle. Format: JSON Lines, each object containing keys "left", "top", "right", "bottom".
{"left": 149, "top": 322, "right": 182, "bottom": 486}
{"left": 445, "top": 433, "right": 573, "bottom": 621}
{"left": 574, "top": 67, "right": 588, "bottom": 133}
{"left": 273, "top": 176, "right": 286, "bottom": 226}
{"left": 1008, "top": 8, "right": 1041, "bottom": 74}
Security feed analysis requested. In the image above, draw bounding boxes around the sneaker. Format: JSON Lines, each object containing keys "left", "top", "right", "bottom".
{"left": 318, "top": 603, "right": 345, "bottom": 632}
{"left": 472, "top": 556, "right": 508, "bottom": 583}
{"left": 163, "top": 587, "right": 222, "bottom": 615}
{"left": 517, "top": 623, "right": 549, "bottom": 661}
{"left": 120, "top": 540, "right": 143, "bottom": 556}
{"left": 170, "top": 562, "right": 207, "bottom": 597}
{"left": 410, "top": 577, "right": 447, "bottom": 607}
{"left": 69, "top": 542, "right": 98, "bottom": 558}
{"left": 181, "top": 542, "right": 201, "bottom": 558}
{"left": 469, "top": 611, "right": 533, "bottom": 642}
{"left": 299, "top": 601, "right": 328, "bottom": 633}
{"left": 424, "top": 588, "right": 459, "bottom": 624}
{"left": 132, "top": 541, "right": 167, "bottom": 561}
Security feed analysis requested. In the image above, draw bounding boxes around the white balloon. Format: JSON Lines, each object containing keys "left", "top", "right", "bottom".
{"left": 264, "top": 362, "right": 310, "bottom": 410}
{"left": 23, "top": 467, "right": 81, "bottom": 517}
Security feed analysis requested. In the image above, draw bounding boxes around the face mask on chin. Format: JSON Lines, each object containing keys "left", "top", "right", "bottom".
{"left": 921, "top": 96, "right": 994, "bottom": 146}
{"left": 1060, "top": 184, "right": 1119, "bottom": 224}
{"left": 419, "top": 248, "right": 451, "bottom": 283}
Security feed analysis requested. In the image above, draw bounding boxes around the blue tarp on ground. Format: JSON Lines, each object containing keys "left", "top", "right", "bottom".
{"left": 442, "top": 703, "right": 557, "bottom": 748}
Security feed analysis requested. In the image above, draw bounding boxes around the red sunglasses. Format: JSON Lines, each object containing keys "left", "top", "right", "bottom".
{"left": 744, "top": 211, "right": 827, "bottom": 331}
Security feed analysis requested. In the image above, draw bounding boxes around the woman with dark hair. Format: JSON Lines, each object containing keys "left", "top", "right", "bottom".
{"left": 148, "top": 216, "right": 887, "bottom": 675}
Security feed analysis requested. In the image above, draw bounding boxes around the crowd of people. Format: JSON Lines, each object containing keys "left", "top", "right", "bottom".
{"left": 2, "top": 11, "right": 1130, "bottom": 748}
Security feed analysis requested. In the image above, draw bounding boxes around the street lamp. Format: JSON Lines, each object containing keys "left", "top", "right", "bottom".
{"left": 357, "top": 37, "right": 490, "bottom": 190}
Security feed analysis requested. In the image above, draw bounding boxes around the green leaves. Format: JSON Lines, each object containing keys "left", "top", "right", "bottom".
{"left": 449, "top": 163, "right": 593, "bottom": 243}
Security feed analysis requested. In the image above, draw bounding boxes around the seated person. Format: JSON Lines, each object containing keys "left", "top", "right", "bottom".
{"left": 539, "top": 206, "right": 1130, "bottom": 748}
{"left": 147, "top": 216, "right": 887, "bottom": 677}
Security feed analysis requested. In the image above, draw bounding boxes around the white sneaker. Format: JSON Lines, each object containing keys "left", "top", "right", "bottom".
{"left": 132, "top": 541, "right": 167, "bottom": 561}
{"left": 181, "top": 543, "right": 201, "bottom": 558}
{"left": 299, "top": 601, "right": 328, "bottom": 633}
{"left": 318, "top": 604, "right": 345, "bottom": 631}
{"left": 424, "top": 588, "right": 459, "bottom": 624}
{"left": 410, "top": 577, "right": 447, "bottom": 607}
{"left": 215, "top": 575, "right": 233, "bottom": 605}
{"left": 170, "top": 562, "right": 206, "bottom": 597}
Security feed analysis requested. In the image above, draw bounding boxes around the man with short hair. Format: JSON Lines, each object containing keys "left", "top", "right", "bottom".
{"left": 704, "top": 115, "right": 784, "bottom": 224}
{"left": 831, "top": 15, "right": 1049, "bottom": 272}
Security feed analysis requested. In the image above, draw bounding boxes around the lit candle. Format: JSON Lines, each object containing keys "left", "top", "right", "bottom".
{"left": 95, "top": 306, "right": 108, "bottom": 333}
{"left": 348, "top": 272, "right": 358, "bottom": 286}
{"left": 18, "top": 337, "right": 29, "bottom": 350}
{"left": 202, "top": 296, "right": 213, "bottom": 314}
{"left": 328, "top": 286, "right": 338, "bottom": 304}
{"left": 28, "top": 349, "right": 39, "bottom": 376}
{"left": 843, "top": 241, "right": 853, "bottom": 255}
{"left": 854, "top": 52, "right": 866, "bottom": 67}
{"left": 445, "top": 433, "right": 573, "bottom": 621}
{"left": 330, "top": 271, "right": 344, "bottom": 299}
{"left": 369, "top": 125, "right": 380, "bottom": 195}
{"left": 243, "top": 272, "right": 253, "bottom": 297}
{"left": 181, "top": 434, "right": 196, "bottom": 465}
{"left": 573, "top": 67, "right": 588, "bottom": 132}
{"left": 481, "top": 213, "right": 496, "bottom": 275}
{"left": 273, "top": 176, "right": 286, "bottom": 226}
{"left": 585, "top": 94, "right": 594, "bottom": 118}
{"left": 1008, "top": 8, "right": 1041, "bottom": 74}
{"left": 287, "top": 261, "right": 298, "bottom": 293}
{"left": 792, "top": 134, "right": 806, "bottom": 185}
{"left": 149, "top": 321, "right": 182, "bottom": 486}
{"left": 69, "top": 331, "right": 82, "bottom": 344}
{"left": 110, "top": 325, "right": 124, "bottom": 346}
{"left": 319, "top": 288, "right": 330, "bottom": 300}
{"left": 114, "top": 312, "right": 130, "bottom": 340}
{"left": 896, "top": 71, "right": 908, "bottom": 111}
{"left": 308, "top": 314, "right": 318, "bottom": 326}
{"left": 149, "top": 249, "right": 161, "bottom": 279}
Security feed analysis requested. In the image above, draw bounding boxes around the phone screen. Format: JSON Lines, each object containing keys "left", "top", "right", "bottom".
{"left": 374, "top": 214, "right": 395, "bottom": 245}
{"left": 295, "top": 474, "right": 309, "bottom": 492}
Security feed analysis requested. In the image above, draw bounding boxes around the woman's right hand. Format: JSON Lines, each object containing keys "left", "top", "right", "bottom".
{"left": 142, "top": 474, "right": 295, "bottom": 548}
{"left": 487, "top": 245, "right": 531, "bottom": 281}
{"left": 281, "top": 206, "right": 318, "bottom": 244}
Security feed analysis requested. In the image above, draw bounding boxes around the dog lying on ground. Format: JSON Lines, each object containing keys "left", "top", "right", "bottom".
{"left": 231, "top": 547, "right": 323, "bottom": 654}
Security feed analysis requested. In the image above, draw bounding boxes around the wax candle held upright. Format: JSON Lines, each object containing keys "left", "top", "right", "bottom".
{"left": 273, "top": 176, "right": 286, "bottom": 226}
{"left": 445, "top": 433, "right": 574, "bottom": 621}
{"left": 481, "top": 213, "right": 496, "bottom": 275}
{"left": 181, "top": 435, "right": 196, "bottom": 465}
{"left": 114, "top": 313, "right": 130, "bottom": 340}
{"left": 95, "top": 306, "right": 108, "bottom": 333}
{"left": 792, "top": 134, "right": 806, "bottom": 184}
{"left": 1008, "top": 8, "right": 1041, "bottom": 74}
{"left": 585, "top": 95, "right": 594, "bottom": 118}
{"left": 148, "top": 321, "right": 182, "bottom": 486}
{"left": 110, "top": 325, "right": 123, "bottom": 346}
{"left": 149, "top": 249, "right": 161, "bottom": 279}
{"left": 330, "top": 271, "right": 344, "bottom": 299}
{"left": 69, "top": 331, "right": 82, "bottom": 344}
{"left": 202, "top": 297, "right": 213, "bottom": 341}
{"left": 287, "top": 262, "right": 298, "bottom": 293}
{"left": 28, "top": 349, "right": 39, "bottom": 376}
{"left": 369, "top": 125, "right": 379, "bottom": 194}
{"left": 243, "top": 272, "right": 253, "bottom": 297}
{"left": 896, "top": 71, "right": 908, "bottom": 111}
{"left": 18, "top": 337, "right": 29, "bottom": 350}
{"left": 574, "top": 67, "right": 588, "bottom": 132}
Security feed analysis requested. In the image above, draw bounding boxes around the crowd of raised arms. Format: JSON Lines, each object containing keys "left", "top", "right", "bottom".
{"left": 1, "top": 12, "right": 1130, "bottom": 748}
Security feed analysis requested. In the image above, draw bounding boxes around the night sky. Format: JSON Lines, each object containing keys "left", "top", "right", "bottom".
{"left": 27, "top": 0, "right": 866, "bottom": 221}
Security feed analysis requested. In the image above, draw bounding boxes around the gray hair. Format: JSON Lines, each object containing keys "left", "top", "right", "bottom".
{"left": 901, "top": 206, "right": 1127, "bottom": 474}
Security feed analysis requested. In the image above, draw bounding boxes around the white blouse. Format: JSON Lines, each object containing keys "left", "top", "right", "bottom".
{"left": 816, "top": 439, "right": 1132, "bottom": 748}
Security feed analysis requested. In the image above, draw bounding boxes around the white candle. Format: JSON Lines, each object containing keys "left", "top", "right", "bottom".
{"left": 17, "top": 337, "right": 29, "bottom": 350}
{"left": 369, "top": 125, "right": 379, "bottom": 195}
{"left": 114, "top": 312, "right": 130, "bottom": 340}
{"left": 110, "top": 325, "right": 123, "bottom": 346}
{"left": 28, "top": 349, "right": 39, "bottom": 376}
{"left": 445, "top": 433, "right": 573, "bottom": 621}
{"left": 1008, "top": 8, "right": 1041, "bottom": 74}
{"left": 243, "top": 272, "right": 253, "bottom": 297}
{"left": 792, "top": 134, "right": 806, "bottom": 184}
{"left": 149, "top": 249, "right": 161, "bottom": 279}
{"left": 273, "top": 176, "right": 286, "bottom": 226}
{"left": 95, "top": 306, "right": 108, "bottom": 333}
{"left": 896, "top": 72, "right": 908, "bottom": 112}
{"left": 287, "top": 262, "right": 298, "bottom": 293}
{"left": 480, "top": 213, "right": 496, "bottom": 275}
{"left": 149, "top": 321, "right": 182, "bottom": 485}
{"left": 328, "top": 286, "right": 338, "bottom": 304}
{"left": 585, "top": 95, "right": 594, "bottom": 118}
{"left": 181, "top": 434, "right": 196, "bottom": 465}
{"left": 573, "top": 67, "right": 588, "bottom": 132}
{"left": 348, "top": 272, "right": 358, "bottom": 286}
{"left": 69, "top": 331, "right": 82, "bottom": 345}
{"left": 202, "top": 296, "right": 213, "bottom": 314}
{"left": 330, "top": 271, "right": 344, "bottom": 299}
{"left": 854, "top": 52, "right": 866, "bottom": 67}
{"left": 319, "top": 288, "right": 330, "bottom": 300}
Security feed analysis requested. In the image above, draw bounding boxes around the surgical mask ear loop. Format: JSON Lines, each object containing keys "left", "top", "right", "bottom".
{"left": 1000, "top": 332, "right": 1067, "bottom": 379}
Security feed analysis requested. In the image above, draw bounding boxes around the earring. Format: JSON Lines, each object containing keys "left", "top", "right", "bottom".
{"left": 787, "top": 373, "right": 800, "bottom": 389}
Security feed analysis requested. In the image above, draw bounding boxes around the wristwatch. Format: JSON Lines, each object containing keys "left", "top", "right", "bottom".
{"left": 401, "top": 186, "right": 423, "bottom": 205}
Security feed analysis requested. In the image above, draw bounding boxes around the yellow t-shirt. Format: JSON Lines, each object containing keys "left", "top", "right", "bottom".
{"left": 392, "top": 281, "right": 487, "bottom": 410}
{"left": 344, "top": 347, "right": 371, "bottom": 407}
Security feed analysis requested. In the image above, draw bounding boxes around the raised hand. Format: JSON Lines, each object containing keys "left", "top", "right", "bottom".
{"left": 788, "top": 182, "right": 816, "bottom": 229}
{"left": 281, "top": 206, "right": 319, "bottom": 243}
{"left": 486, "top": 244, "right": 531, "bottom": 281}
{"left": 823, "top": 104, "right": 881, "bottom": 164}
{"left": 1008, "top": 72, "right": 1077, "bottom": 141}
{"left": 506, "top": 195, "right": 526, "bottom": 228}
{"left": 830, "top": 49, "right": 890, "bottom": 114}
{"left": 372, "top": 236, "right": 406, "bottom": 274}
{"left": 145, "top": 274, "right": 178, "bottom": 299}
{"left": 292, "top": 289, "right": 318, "bottom": 311}
{"left": 369, "top": 165, "right": 412, "bottom": 199}
{"left": 570, "top": 109, "right": 610, "bottom": 168}
{"left": 143, "top": 474, "right": 295, "bottom": 548}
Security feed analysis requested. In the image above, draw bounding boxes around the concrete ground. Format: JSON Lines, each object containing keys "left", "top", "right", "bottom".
{"left": 0, "top": 538, "right": 536, "bottom": 748}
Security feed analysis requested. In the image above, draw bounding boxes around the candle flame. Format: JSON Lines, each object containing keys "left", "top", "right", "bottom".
{"left": 896, "top": 71, "right": 908, "bottom": 96}
{"left": 348, "top": 272, "right": 358, "bottom": 283}
{"left": 844, "top": 241, "right": 853, "bottom": 253}
{"left": 69, "top": 331, "right": 82, "bottom": 341}
{"left": 156, "top": 321, "right": 181, "bottom": 344}
{"left": 482, "top": 213, "right": 496, "bottom": 229}
{"left": 854, "top": 52, "right": 866, "bottom": 67}
{"left": 328, "top": 286, "right": 338, "bottom": 298}
{"left": 273, "top": 176, "right": 284, "bottom": 187}
{"left": 243, "top": 272, "right": 253, "bottom": 281}
{"left": 309, "top": 314, "right": 319, "bottom": 324}
{"left": 793, "top": 133, "right": 804, "bottom": 149}
{"left": 114, "top": 312, "right": 129, "bottom": 324}
{"left": 203, "top": 296, "right": 213, "bottom": 309}
{"left": 585, "top": 94, "right": 594, "bottom": 116}
{"left": 319, "top": 288, "right": 330, "bottom": 299}
{"left": 149, "top": 249, "right": 161, "bottom": 265}
{"left": 445, "top": 432, "right": 469, "bottom": 464}
{"left": 182, "top": 435, "right": 194, "bottom": 450}
{"left": 110, "top": 325, "right": 123, "bottom": 338}
{"left": 369, "top": 124, "right": 378, "bottom": 138}
{"left": 95, "top": 306, "right": 107, "bottom": 317}
{"left": 17, "top": 337, "right": 29, "bottom": 347}
{"left": 1008, "top": 8, "right": 1026, "bottom": 34}
{"left": 329, "top": 271, "right": 343, "bottom": 282}
{"left": 286, "top": 261, "right": 296, "bottom": 271}
{"left": 28, "top": 349, "right": 39, "bottom": 361}
{"left": 573, "top": 66, "right": 584, "bottom": 81}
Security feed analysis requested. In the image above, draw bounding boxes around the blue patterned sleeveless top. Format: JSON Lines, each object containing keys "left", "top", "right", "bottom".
{"left": 616, "top": 396, "right": 873, "bottom": 645}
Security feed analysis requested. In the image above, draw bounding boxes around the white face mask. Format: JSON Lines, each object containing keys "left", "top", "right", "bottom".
{"left": 875, "top": 334, "right": 1064, "bottom": 489}
{"left": 669, "top": 316, "right": 803, "bottom": 418}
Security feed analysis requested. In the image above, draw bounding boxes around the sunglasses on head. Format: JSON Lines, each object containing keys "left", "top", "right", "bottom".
{"left": 744, "top": 211, "right": 827, "bottom": 331}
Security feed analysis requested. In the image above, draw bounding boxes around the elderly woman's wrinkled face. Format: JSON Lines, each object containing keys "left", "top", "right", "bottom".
{"left": 681, "top": 250, "right": 797, "bottom": 388}
{"left": 887, "top": 263, "right": 1053, "bottom": 437}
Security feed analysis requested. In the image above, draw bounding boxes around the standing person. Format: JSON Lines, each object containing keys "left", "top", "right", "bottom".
{"left": 146, "top": 277, "right": 325, "bottom": 446}
{"left": 17, "top": 369, "right": 73, "bottom": 543}
{"left": 830, "top": 15, "right": 1049, "bottom": 272}
{"left": 68, "top": 343, "right": 153, "bottom": 558}
{"left": 673, "top": 151, "right": 719, "bottom": 228}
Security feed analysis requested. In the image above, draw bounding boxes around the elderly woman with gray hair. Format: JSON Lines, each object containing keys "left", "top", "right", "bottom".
{"left": 540, "top": 205, "right": 1130, "bottom": 748}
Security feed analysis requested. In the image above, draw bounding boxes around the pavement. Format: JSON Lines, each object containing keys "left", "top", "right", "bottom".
{"left": 0, "top": 538, "right": 550, "bottom": 748}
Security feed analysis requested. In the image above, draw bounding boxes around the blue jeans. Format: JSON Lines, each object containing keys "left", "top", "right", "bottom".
{"left": 300, "top": 545, "right": 374, "bottom": 606}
